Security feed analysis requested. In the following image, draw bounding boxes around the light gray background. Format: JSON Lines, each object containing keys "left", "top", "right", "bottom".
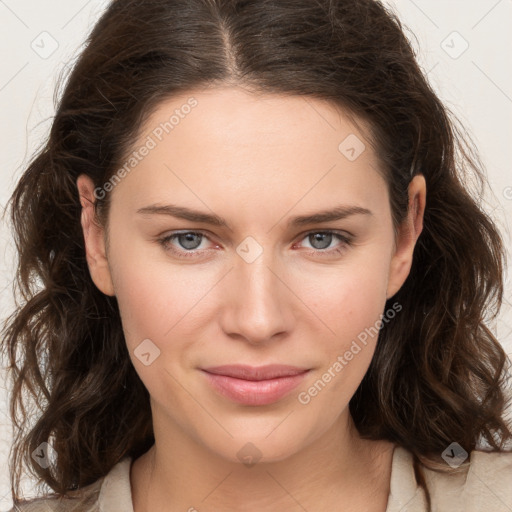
{"left": 1, "top": 0, "right": 511, "bottom": 508}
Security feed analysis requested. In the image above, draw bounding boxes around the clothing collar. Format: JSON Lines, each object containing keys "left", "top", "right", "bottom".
{"left": 385, "top": 445, "right": 427, "bottom": 511}
{"left": 98, "top": 456, "right": 134, "bottom": 512}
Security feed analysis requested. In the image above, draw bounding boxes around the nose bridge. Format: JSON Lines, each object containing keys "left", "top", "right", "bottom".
{"left": 236, "top": 234, "right": 281, "bottom": 311}
{"left": 222, "top": 234, "right": 291, "bottom": 342}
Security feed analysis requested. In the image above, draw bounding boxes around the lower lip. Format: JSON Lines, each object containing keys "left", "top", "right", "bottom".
{"left": 201, "top": 370, "right": 310, "bottom": 406}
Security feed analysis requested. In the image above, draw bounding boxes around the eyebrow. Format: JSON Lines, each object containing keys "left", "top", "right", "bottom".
{"left": 136, "top": 203, "right": 373, "bottom": 229}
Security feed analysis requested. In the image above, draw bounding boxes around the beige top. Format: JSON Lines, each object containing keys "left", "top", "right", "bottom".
{"left": 9, "top": 446, "right": 512, "bottom": 511}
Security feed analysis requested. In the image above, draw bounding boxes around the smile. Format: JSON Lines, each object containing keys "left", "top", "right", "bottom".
{"left": 201, "top": 365, "right": 311, "bottom": 406}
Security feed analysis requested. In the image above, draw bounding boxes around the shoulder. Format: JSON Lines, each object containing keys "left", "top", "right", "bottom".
{"left": 7, "top": 475, "right": 104, "bottom": 512}
{"left": 6, "top": 456, "right": 134, "bottom": 512}
{"left": 424, "top": 449, "right": 512, "bottom": 512}
{"left": 387, "top": 445, "right": 512, "bottom": 512}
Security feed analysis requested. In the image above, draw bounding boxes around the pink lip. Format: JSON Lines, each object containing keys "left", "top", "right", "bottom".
{"left": 201, "top": 365, "right": 310, "bottom": 406}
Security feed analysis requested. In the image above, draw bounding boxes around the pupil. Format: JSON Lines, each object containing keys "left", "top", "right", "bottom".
{"left": 180, "top": 233, "right": 201, "bottom": 249}
{"left": 310, "top": 232, "right": 331, "bottom": 250}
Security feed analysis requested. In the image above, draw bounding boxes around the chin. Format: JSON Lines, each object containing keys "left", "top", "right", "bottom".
{"left": 202, "top": 428, "right": 311, "bottom": 467}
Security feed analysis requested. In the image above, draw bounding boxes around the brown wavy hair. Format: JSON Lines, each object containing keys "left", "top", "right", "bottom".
{"left": 2, "top": 0, "right": 511, "bottom": 509}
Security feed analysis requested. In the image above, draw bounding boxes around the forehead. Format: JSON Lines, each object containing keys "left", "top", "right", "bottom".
{"left": 139, "top": 85, "right": 372, "bottom": 150}
{"left": 110, "top": 86, "right": 388, "bottom": 222}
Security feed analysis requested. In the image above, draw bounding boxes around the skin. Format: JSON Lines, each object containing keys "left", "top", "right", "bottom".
{"left": 77, "top": 85, "right": 426, "bottom": 512}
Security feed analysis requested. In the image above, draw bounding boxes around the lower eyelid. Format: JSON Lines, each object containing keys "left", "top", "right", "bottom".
{"left": 158, "top": 230, "right": 351, "bottom": 255}
{"left": 161, "top": 232, "right": 211, "bottom": 251}
{"left": 296, "top": 232, "right": 351, "bottom": 250}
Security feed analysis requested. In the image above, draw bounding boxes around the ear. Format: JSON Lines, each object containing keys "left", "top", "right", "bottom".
{"left": 386, "top": 174, "right": 426, "bottom": 300}
{"left": 76, "top": 174, "right": 115, "bottom": 296}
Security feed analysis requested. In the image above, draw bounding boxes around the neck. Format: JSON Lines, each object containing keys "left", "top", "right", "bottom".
{"left": 131, "top": 408, "right": 395, "bottom": 512}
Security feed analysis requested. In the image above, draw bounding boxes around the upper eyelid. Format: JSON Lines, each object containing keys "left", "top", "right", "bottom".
{"left": 161, "top": 229, "right": 352, "bottom": 247}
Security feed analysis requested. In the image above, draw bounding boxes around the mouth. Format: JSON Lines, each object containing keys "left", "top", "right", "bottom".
{"left": 200, "top": 365, "right": 311, "bottom": 406}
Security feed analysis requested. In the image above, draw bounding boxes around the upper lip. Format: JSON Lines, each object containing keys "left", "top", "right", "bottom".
{"left": 201, "top": 364, "right": 310, "bottom": 381}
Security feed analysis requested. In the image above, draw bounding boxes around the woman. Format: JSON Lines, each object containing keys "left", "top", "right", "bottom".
{"left": 2, "top": 0, "right": 511, "bottom": 511}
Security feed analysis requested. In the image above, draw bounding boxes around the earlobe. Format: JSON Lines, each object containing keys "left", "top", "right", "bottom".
{"left": 77, "top": 174, "right": 116, "bottom": 297}
{"left": 386, "top": 174, "right": 426, "bottom": 299}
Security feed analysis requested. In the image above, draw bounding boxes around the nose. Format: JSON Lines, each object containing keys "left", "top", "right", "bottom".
{"left": 218, "top": 245, "right": 296, "bottom": 346}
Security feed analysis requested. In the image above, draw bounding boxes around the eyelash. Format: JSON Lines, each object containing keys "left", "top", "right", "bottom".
{"left": 156, "top": 230, "right": 352, "bottom": 259}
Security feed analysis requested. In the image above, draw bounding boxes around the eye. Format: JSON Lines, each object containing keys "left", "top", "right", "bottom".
{"left": 157, "top": 231, "right": 214, "bottom": 258}
{"left": 157, "top": 229, "right": 353, "bottom": 259}
{"left": 295, "top": 231, "right": 352, "bottom": 256}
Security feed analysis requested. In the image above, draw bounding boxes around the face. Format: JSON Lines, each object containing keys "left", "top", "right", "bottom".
{"left": 78, "top": 86, "right": 425, "bottom": 464}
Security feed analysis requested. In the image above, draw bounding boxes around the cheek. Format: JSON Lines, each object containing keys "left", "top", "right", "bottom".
{"left": 301, "top": 257, "right": 390, "bottom": 344}
{"left": 110, "top": 256, "right": 208, "bottom": 405}
{"left": 297, "top": 265, "right": 390, "bottom": 414}
{"left": 108, "top": 243, "right": 202, "bottom": 348}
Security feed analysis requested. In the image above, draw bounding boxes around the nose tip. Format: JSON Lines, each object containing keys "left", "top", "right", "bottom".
{"left": 220, "top": 250, "right": 293, "bottom": 345}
